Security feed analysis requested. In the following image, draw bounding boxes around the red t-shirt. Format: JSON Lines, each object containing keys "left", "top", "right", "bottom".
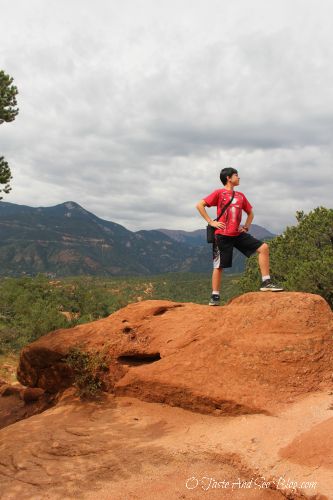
{"left": 203, "top": 189, "right": 252, "bottom": 236}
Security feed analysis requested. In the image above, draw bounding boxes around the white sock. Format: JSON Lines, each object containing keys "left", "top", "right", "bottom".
{"left": 212, "top": 290, "right": 220, "bottom": 295}
{"left": 262, "top": 275, "right": 270, "bottom": 281}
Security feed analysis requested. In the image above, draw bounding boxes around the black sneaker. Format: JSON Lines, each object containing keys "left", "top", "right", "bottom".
{"left": 260, "top": 279, "right": 284, "bottom": 292}
{"left": 209, "top": 293, "right": 220, "bottom": 306}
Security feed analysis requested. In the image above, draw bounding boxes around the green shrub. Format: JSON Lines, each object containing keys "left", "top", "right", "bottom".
{"left": 240, "top": 207, "right": 333, "bottom": 307}
{"left": 65, "top": 346, "right": 111, "bottom": 399}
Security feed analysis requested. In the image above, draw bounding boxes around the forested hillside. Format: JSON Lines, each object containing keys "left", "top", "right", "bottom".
{"left": 0, "top": 201, "right": 274, "bottom": 276}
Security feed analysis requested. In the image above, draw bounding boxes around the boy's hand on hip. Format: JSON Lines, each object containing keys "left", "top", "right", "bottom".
{"left": 210, "top": 221, "right": 226, "bottom": 229}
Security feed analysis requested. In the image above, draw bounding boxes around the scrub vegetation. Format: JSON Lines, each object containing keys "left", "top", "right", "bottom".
{"left": 241, "top": 207, "right": 333, "bottom": 307}
{"left": 0, "top": 272, "right": 241, "bottom": 355}
{"left": 65, "top": 345, "right": 111, "bottom": 399}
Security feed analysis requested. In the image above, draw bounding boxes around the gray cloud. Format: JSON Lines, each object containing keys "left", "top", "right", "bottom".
{"left": 0, "top": 0, "right": 332, "bottom": 234}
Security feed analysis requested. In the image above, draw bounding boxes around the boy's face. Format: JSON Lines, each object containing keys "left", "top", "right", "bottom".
{"left": 228, "top": 172, "right": 240, "bottom": 186}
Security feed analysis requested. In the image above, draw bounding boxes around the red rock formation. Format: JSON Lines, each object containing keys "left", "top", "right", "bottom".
{"left": 0, "top": 380, "right": 54, "bottom": 430}
{"left": 279, "top": 416, "right": 333, "bottom": 468}
{"left": 17, "top": 292, "right": 333, "bottom": 416}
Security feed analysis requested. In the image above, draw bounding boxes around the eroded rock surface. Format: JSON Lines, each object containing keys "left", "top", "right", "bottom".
{"left": 0, "top": 389, "right": 332, "bottom": 499}
{"left": 17, "top": 292, "right": 333, "bottom": 416}
{"left": 0, "top": 380, "right": 55, "bottom": 430}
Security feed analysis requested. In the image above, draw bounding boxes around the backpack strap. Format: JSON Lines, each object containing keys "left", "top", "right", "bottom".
{"left": 214, "top": 191, "right": 235, "bottom": 221}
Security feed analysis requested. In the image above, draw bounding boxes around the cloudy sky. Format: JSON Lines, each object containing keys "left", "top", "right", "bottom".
{"left": 1, "top": 0, "right": 332, "bottom": 233}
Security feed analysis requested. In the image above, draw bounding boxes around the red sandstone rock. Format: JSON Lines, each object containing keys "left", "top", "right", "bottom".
{"left": 20, "top": 387, "right": 45, "bottom": 404}
{"left": 17, "top": 292, "right": 333, "bottom": 416}
{"left": 279, "top": 416, "right": 333, "bottom": 468}
{"left": 0, "top": 384, "right": 22, "bottom": 397}
{"left": 0, "top": 391, "right": 332, "bottom": 499}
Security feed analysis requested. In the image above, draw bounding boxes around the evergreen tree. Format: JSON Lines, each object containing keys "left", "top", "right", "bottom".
{"left": 0, "top": 156, "right": 12, "bottom": 199}
{"left": 240, "top": 207, "right": 333, "bottom": 307}
{"left": 0, "top": 70, "right": 19, "bottom": 124}
{"left": 0, "top": 70, "right": 19, "bottom": 198}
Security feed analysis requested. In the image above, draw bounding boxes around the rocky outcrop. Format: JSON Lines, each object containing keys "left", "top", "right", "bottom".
{"left": 2, "top": 293, "right": 333, "bottom": 499}
{"left": 17, "top": 292, "right": 333, "bottom": 416}
{"left": 0, "top": 380, "right": 54, "bottom": 430}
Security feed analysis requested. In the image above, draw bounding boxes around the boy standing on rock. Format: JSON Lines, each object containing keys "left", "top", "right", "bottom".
{"left": 196, "top": 167, "right": 283, "bottom": 306}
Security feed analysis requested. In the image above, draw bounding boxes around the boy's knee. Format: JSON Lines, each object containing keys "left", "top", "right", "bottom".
{"left": 257, "top": 243, "right": 269, "bottom": 253}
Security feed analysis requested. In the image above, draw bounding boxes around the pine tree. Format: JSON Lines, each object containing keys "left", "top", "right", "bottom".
{"left": 0, "top": 156, "right": 12, "bottom": 199}
{"left": 0, "top": 70, "right": 19, "bottom": 198}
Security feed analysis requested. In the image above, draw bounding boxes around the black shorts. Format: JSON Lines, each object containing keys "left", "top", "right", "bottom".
{"left": 213, "top": 233, "right": 263, "bottom": 269}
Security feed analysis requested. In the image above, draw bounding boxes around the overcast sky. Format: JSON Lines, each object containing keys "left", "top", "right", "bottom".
{"left": 1, "top": 0, "right": 332, "bottom": 233}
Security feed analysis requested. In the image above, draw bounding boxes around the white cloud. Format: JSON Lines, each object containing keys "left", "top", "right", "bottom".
{"left": 0, "top": 0, "right": 332, "bottom": 234}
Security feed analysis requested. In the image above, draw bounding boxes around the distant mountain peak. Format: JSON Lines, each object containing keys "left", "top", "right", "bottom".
{"left": 60, "top": 201, "right": 84, "bottom": 211}
{"left": 55, "top": 201, "right": 90, "bottom": 216}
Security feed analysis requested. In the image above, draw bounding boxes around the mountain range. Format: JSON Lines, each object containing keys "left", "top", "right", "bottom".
{"left": 0, "top": 201, "right": 276, "bottom": 277}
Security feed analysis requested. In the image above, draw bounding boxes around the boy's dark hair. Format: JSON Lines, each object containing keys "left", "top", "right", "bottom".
{"left": 220, "top": 167, "right": 238, "bottom": 186}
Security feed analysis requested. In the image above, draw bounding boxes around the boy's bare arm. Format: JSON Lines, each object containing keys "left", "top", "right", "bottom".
{"left": 195, "top": 200, "right": 226, "bottom": 229}
{"left": 240, "top": 210, "right": 254, "bottom": 232}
